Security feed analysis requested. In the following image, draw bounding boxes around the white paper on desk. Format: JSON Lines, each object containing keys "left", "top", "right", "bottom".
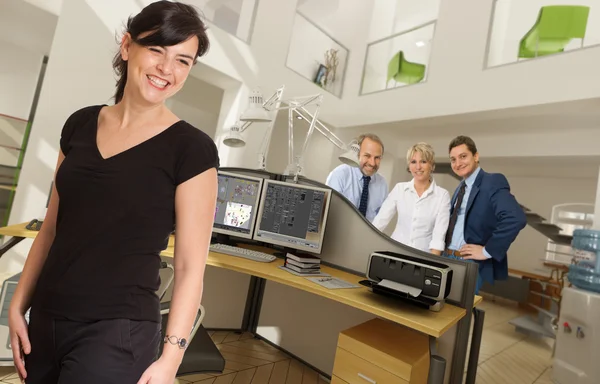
{"left": 278, "top": 265, "right": 330, "bottom": 277}
{"left": 307, "top": 277, "right": 360, "bottom": 289}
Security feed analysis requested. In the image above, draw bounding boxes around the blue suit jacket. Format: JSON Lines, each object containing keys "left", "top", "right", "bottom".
{"left": 450, "top": 169, "right": 526, "bottom": 283}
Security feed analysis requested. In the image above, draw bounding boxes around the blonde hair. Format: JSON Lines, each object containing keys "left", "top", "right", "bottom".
{"left": 406, "top": 142, "right": 435, "bottom": 168}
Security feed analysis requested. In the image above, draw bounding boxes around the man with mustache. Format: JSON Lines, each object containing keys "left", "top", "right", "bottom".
{"left": 444, "top": 135, "right": 526, "bottom": 294}
{"left": 326, "top": 134, "right": 388, "bottom": 222}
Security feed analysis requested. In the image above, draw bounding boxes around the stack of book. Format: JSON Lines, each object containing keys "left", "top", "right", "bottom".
{"left": 284, "top": 253, "right": 321, "bottom": 275}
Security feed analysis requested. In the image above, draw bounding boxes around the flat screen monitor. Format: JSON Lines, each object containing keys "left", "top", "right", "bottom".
{"left": 253, "top": 180, "right": 332, "bottom": 254}
{"left": 213, "top": 171, "right": 264, "bottom": 240}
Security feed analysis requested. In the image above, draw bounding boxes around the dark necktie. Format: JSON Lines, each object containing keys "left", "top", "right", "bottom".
{"left": 445, "top": 182, "right": 467, "bottom": 246}
{"left": 358, "top": 176, "right": 371, "bottom": 217}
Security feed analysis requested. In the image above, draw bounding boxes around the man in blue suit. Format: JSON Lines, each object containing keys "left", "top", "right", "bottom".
{"left": 444, "top": 136, "right": 526, "bottom": 294}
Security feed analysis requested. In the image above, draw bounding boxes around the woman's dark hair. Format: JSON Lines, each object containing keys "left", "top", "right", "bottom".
{"left": 112, "top": 1, "right": 210, "bottom": 103}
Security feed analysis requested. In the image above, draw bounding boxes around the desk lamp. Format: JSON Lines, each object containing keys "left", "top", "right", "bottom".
{"left": 222, "top": 86, "right": 359, "bottom": 177}
{"left": 223, "top": 86, "right": 285, "bottom": 170}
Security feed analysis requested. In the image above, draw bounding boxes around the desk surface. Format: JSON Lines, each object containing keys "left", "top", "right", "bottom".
{"left": 0, "top": 222, "right": 481, "bottom": 338}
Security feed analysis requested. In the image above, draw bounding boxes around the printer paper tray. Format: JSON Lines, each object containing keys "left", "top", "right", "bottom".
{"left": 359, "top": 280, "right": 439, "bottom": 310}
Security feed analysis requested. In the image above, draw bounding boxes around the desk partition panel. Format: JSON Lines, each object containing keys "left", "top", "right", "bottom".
{"left": 220, "top": 168, "right": 478, "bottom": 384}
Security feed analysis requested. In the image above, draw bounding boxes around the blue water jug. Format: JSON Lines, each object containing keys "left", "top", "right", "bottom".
{"left": 569, "top": 229, "right": 600, "bottom": 293}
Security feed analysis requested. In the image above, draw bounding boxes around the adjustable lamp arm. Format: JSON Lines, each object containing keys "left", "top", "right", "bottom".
{"left": 293, "top": 107, "right": 347, "bottom": 150}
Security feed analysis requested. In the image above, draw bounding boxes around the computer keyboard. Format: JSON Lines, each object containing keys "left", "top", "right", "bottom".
{"left": 209, "top": 243, "right": 276, "bottom": 263}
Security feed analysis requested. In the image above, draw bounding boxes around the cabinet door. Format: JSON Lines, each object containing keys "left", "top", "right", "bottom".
{"left": 333, "top": 347, "right": 408, "bottom": 384}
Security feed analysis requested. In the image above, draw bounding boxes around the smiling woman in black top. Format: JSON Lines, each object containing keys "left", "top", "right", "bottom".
{"left": 8, "top": 2, "right": 219, "bottom": 383}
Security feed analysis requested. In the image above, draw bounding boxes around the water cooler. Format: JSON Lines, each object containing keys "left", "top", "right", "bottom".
{"left": 553, "top": 229, "right": 600, "bottom": 384}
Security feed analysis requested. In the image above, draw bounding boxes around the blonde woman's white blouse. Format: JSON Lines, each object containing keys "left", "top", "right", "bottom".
{"left": 372, "top": 179, "right": 451, "bottom": 252}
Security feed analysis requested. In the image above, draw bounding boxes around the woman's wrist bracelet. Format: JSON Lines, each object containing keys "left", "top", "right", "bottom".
{"left": 164, "top": 334, "right": 189, "bottom": 349}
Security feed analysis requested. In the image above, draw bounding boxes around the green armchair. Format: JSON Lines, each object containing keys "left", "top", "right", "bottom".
{"left": 387, "top": 51, "right": 426, "bottom": 85}
{"left": 518, "top": 5, "right": 590, "bottom": 59}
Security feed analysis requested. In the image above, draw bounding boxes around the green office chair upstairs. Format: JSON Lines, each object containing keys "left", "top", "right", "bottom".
{"left": 518, "top": 5, "right": 590, "bottom": 59}
{"left": 387, "top": 51, "right": 426, "bottom": 86}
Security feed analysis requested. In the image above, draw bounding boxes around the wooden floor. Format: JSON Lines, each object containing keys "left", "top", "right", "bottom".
{"left": 0, "top": 298, "right": 555, "bottom": 384}
{"left": 176, "top": 330, "right": 329, "bottom": 383}
{"left": 0, "top": 331, "right": 328, "bottom": 384}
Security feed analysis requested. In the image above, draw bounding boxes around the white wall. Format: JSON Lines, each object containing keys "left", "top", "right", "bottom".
{"left": 46, "top": 0, "right": 599, "bottom": 132}
{"left": 184, "top": 0, "right": 258, "bottom": 42}
{"left": 167, "top": 99, "right": 219, "bottom": 138}
{"left": 285, "top": 13, "right": 348, "bottom": 97}
{"left": 594, "top": 166, "right": 600, "bottom": 229}
{"left": 0, "top": 40, "right": 44, "bottom": 120}
{"left": 1, "top": 0, "right": 58, "bottom": 56}
{"left": 206, "top": 0, "right": 600, "bottom": 127}
{"left": 488, "top": 0, "right": 600, "bottom": 67}
{"left": 368, "top": 0, "right": 441, "bottom": 42}
{"left": 22, "top": 0, "right": 64, "bottom": 16}
{"left": 164, "top": 75, "right": 224, "bottom": 139}
{"left": 2, "top": 0, "right": 117, "bottom": 275}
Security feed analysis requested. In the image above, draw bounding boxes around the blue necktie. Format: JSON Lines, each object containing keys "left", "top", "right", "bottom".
{"left": 358, "top": 176, "right": 371, "bottom": 217}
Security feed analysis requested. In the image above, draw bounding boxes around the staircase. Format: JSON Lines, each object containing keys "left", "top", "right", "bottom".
{"left": 434, "top": 163, "right": 573, "bottom": 245}
{"left": 0, "top": 165, "right": 17, "bottom": 227}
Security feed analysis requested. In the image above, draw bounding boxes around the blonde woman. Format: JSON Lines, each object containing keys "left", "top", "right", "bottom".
{"left": 372, "top": 142, "right": 450, "bottom": 254}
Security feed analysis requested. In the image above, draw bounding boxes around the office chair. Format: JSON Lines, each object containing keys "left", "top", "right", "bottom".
{"left": 157, "top": 261, "right": 225, "bottom": 376}
{"left": 518, "top": 5, "right": 590, "bottom": 59}
{"left": 387, "top": 50, "right": 426, "bottom": 87}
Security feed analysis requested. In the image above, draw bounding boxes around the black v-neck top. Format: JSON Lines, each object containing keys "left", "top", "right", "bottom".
{"left": 32, "top": 105, "right": 219, "bottom": 322}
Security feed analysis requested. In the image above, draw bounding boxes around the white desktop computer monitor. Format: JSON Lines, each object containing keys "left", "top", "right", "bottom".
{"left": 253, "top": 179, "right": 332, "bottom": 254}
{"left": 213, "top": 171, "right": 264, "bottom": 240}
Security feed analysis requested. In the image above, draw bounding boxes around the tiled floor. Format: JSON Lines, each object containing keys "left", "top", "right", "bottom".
{"left": 0, "top": 297, "right": 555, "bottom": 383}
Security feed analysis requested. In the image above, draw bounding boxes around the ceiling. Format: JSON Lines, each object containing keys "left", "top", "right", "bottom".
{"left": 360, "top": 97, "right": 600, "bottom": 137}
{"left": 0, "top": 1, "right": 58, "bottom": 56}
{"left": 469, "top": 155, "right": 600, "bottom": 179}
{"left": 21, "top": 0, "right": 63, "bottom": 16}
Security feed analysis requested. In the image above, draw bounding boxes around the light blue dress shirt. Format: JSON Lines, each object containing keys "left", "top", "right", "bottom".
{"left": 325, "top": 164, "right": 388, "bottom": 222}
{"left": 448, "top": 167, "right": 492, "bottom": 259}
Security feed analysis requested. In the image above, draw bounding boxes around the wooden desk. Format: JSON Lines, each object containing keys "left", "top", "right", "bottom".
{"left": 0, "top": 222, "right": 32, "bottom": 237}
{"left": 0, "top": 222, "right": 485, "bottom": 383}
{"left": 0, "top": 222, "right": 469, "bottom": 338}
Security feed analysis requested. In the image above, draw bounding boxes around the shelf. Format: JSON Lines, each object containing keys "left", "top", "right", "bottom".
{"left": 554, "top": 217, "right": 594, "bottom": 226}
{"left": 361, "top": 21, "right": 436, "bottom": 95}
{"left": 529, "top": 291, "right": 559, "bottom": 302}
{"left": 528, "top": 303, "right": 557, "bottom": 319}
{"left": 286, "top": 12, "right": 349, "bottom": 98}
{"left": 509, "top": 315, "right": 556, "bottom": 339}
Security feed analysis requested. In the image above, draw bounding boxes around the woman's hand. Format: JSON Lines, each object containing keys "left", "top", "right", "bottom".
{"left": 8, "top": 308, "right": 31, "bottom": 382}
{"left": 136, "top": 356, "right": 180, "bottom": 384}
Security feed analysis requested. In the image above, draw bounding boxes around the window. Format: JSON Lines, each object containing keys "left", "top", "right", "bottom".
{"left": 360, "top": 0, "right": 440, "bottom": 95}
{"left": 486, "top": 0, "right": 598, "bottom": 67}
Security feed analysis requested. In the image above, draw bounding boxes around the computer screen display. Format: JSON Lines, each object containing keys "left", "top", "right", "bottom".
{"left": 254, "top": 180, "right": 331, "bottom": 254}
{"left": 213, "top": 171, "right": 264, "bottom": 239}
